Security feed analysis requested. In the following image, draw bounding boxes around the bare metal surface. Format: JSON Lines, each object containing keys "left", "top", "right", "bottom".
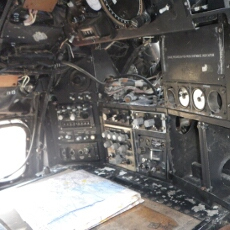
{"left": 93, "top": 198, "right": 200, "bottom": 230}
{"left": 0, "top": 75, "right": 18, "bottom": 87}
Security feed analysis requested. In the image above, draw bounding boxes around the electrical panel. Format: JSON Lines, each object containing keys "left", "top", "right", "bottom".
{"left": 135, "top": 133, "right": 167, "bottom": 179}
{"left": 102, "top": 124, "right": 136, "bottom": 171}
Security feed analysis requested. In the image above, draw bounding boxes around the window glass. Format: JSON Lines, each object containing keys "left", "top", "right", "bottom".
{"left": 0, "top": 125, "right": 27, "bottom": 182}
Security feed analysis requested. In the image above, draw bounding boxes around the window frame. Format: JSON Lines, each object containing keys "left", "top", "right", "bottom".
{"left": 0, "top": 120, "right": 30, "bottom": 183}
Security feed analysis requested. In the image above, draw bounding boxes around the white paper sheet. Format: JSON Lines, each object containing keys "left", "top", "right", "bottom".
{"left": 6, "top": 170, "right": 143, "bottom": 230}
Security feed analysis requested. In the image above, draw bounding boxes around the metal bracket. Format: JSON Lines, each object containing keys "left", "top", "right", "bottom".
{"left": 197, "top": 122, "right": 212, "bottom": 190}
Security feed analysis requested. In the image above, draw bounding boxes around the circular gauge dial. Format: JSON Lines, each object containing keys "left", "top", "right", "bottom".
{"left": 99, "top": 0, "right": 144, "bottom": 26}
{"left": 208, "top": 91, "right": 222, "bottom": 113}
{"left": 86, "top": 0, "right": 102, "bottom": 11}
{"left": 193, "top": 88, "right": 206, "bottom": 110}
{"left": 178, "top": 87, "right": 190, "bottom": 107}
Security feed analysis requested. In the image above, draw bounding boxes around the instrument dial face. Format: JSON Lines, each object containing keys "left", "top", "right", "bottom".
{"left": 99, "top": 0, "right": 143, "bottom": 26}
{"left": 178, "top": 87, "right": 190, "bottom": 107}
{"left": 193, "top": 88, "right": 206, "bottom": 111}
{"left": 86, "top": 0, "right": 102, "bottom": 11}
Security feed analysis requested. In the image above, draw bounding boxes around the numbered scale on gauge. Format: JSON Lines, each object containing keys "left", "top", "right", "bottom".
{"left": 178, "top": 87, "right": 190, "bottom": 108}
{"left": 193, "top": 88, "right": 206, "bottom": 111}
{"left": 99, "top": 0, "right": 144, "bottom": 26}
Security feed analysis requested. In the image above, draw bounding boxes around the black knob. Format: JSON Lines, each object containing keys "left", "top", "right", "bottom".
{"left": 140, "top": 163, "right": 146, "bottom": 169}
{"left": 131, "top": 12, "right": 151, "bottom": 28}
{"left": 80, "top": 112, "right": 89, "bottom": 119}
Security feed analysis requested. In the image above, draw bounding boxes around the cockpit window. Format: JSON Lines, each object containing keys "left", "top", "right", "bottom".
{"left": 0, "top": 121, "right": 27, "bottom": 182}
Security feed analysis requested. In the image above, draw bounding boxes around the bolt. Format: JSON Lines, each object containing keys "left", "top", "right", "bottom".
{"left": 159, "top": 4, "right": 170, "bottom": 14}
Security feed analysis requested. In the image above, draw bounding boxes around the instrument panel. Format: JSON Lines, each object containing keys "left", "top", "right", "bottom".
{"left": 100, "top": 105, "right": 168, "bottom": 178}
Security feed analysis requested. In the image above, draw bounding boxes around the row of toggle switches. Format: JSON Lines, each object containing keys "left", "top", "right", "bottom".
{"left": 58, "top": 134, "right": 96, "bottom": 141}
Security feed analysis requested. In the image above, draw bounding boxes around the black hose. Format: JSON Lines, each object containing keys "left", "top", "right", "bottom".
{"left": 34, "top": 70, "right": 56, "bottom": 172}
{"left": 61, "top": 61, "right": 105, "bottom": 85}
{"left": 115, "top": 74, "right": 157, "bottom": 95}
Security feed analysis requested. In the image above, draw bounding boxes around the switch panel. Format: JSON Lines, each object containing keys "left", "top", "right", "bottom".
{"left": 131, "top": 111, "right": 166, "bottom": 133}
{"left": 135, "top": 133, "right": 167, "bottom": 179}
{"left": 102, "top": 124, "right": 136, "bottom": 171}
{"left": 57, "top": 103, "right": 94, "bottom": 128}
{"left": 102, "top": 108, "right": 132, "bottom": 126}
{"left": 51, "top": 101, "right": 101, "bottom": 164}
{"left": 60, "top": 142, "right": 99, "bottom": 162}
{"left": 56, "top": 103, "right": 97, "bottom": 144}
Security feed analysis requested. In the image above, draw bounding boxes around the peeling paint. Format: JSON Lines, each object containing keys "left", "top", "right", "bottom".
{"left": 33, "top": 32, "right": 48, "bottom": 42}
{"left": 119, "top": 170, "right": 127, "bottom": 176}
{"left": 206, "top": 210, "right": 219, "bottom": 217}
{"left": 192, "top": 204, "right": 206, "bottom": 212}
{"left": 167, "top": 191, "right": 176, "bottom": 197}
{"left": 185, "top": 198, "right": 196, "bottom": 204}
{"left": 100, "top": 167, "right": 115, "bottom": 171}
{"left": 97, "top": 172, "right": 106, "bottom": 176}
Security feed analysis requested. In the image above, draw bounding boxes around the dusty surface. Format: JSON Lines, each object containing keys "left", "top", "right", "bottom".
{"left": 93, "top": 199, "right": 200, "bottom": 230}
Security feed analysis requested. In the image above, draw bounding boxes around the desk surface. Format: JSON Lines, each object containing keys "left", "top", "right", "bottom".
{"left": 94, "top": 198, "right": 200, "bottom": 230}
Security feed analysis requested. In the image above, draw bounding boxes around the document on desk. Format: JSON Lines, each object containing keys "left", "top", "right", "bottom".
{"left": 7, "top": 170, "right": 143, "bottom": 230}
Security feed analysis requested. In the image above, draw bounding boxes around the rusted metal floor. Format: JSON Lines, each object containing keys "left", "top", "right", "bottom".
{"left": 93, "top": 198, "right": 200, "bottom": 230}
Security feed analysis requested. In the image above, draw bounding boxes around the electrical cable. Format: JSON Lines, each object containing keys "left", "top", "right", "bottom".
{"left": 61, "top": 61, "right": 105, "bottom": 85}
{"left": 114, "top": 74, "right": 157, "bottom": 95}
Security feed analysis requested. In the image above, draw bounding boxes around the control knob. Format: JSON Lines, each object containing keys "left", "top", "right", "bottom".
{"left": 112, "top": 114, "right": 122, "bottom": 122}
{"left": 111, "top": 143, "right": 120, "bottom": 150}
{"left": 103, "top": 113, "right": 111, "bottom": 121}
{"left": 61, "top": 148, "right": 67, "bottom": 158}
{"left": 144, "top": 119, "right": 155, "bottom": 128}
{"left": 76, "top": 136, "right": 82, "bottom": 141}
{"left": 133, "top": 117, "right": 144, "bottom": 126}
{"left": 104, "top": 141, "right": 113, "bottom": 148}
{"left": 69, "top": 113, "right": 76, "bottom": 121}
{"left": 83, "top": 135, "right": 89, "bottom": 140}
{"left": 58, "top": 114, "right": 64, "bottom": 121}
{"left": 112, "top": 133, "right": 119, "bottom": 141}
{"left": 78, "top": 95, "right": 84, "bottom": 100}
{"left": 118, "top": 134, "right": 128, "bottom": 142}
{"left": 80, "top": 112, "right": 89, "bottom": 119}
{"left": 115, "top": 155, "right": 123, "bottom": 164}
{"left": 102, "top": 131, "right": 109, "bottom": 138}
{"left": 85, "top": 94, "right": 91, "bottom": 100}
{"left": 69, "top": 149, "right": 75, "bottom": 159}
{"left": 83, "top": 148, "right": 90, "bottom": 154}
{"left": 65, "top": 134, "right": 72, "bottom": 140}
{"left": 107, "top": 132, "right": 113, "bottom": 140}
{"left": 118, "top": 145, "right": 128, "bottom": 153}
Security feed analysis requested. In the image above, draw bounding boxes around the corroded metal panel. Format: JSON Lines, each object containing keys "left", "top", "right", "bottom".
{"left": 23, "top": 0, "right": 58, "bottom": 12}
{"left": 0, "top": 75, "right": 18, "bottom": 87}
